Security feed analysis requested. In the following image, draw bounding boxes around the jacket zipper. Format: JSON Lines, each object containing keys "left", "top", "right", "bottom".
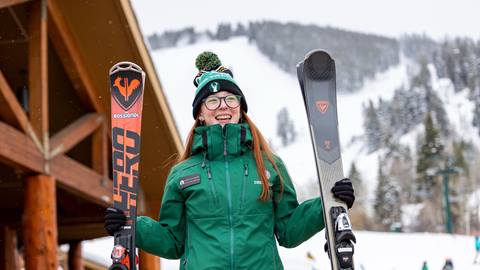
{"left": 202, "top": 154, "right": 218, "bottom": 206}
{"left": 207, "top": 165, "right": 218, "bottom": 205}
{"left": 240, "top": 161, "right": 248, "bottom": 210}
{"left": 224, "top": 138, "right": 235, "bottom": 270}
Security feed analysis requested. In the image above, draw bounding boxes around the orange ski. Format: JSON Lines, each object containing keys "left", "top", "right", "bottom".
{"left": 108, "top": 62, "right": 145, "bottom": 270}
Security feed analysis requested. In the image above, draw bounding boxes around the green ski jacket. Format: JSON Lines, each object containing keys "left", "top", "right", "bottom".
{"left": 136, "top": 123, "right": 325, "bottom": 270}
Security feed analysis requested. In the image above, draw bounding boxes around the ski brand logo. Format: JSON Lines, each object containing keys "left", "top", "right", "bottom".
{"left": 324, "top": 140, "right": 332, "bottom": 150}
{"left": 112, "top": 76, "right": 143, "bottom": 111}
{"left": 316, "top": 100, "right": 329, "bottom": 114}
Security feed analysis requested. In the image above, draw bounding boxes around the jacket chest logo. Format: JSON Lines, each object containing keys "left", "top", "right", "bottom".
{"left": 253, "top": 170, "right": 273, "bottom": 186}
{"left": 179, "top": 173, "right": 201, "bottom": 189}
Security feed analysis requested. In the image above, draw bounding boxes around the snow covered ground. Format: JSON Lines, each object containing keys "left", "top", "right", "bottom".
{"left": 85, "top": 231, "right": 478, "bottom": 270}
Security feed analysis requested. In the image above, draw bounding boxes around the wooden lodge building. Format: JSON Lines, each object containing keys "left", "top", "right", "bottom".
{"left": 0, "top": 0, "right": 182, "bottom": 269}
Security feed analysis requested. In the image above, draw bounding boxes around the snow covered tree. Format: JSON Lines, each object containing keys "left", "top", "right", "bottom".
{"left": 363, "top": 100, "right": 383, "bottom": 152}
{"left": 349, "top": 162, "right": 365, "bottom": 203}
{"left": 415, "top": 112, "right": 443, "bottom": 201}
{"left": 386, "top": 145, "right": 416, "bottom": 204}
{"left": 374, "top": 157, "right": 402, "bottom": 231}
{"left": 348, "top": 162, "right": 372, "bottom": 230}
{"left": 215, "top": 23, "right": 233, "bottom": 40}
{"left": 276, "top": 107, "right": 296, "bottom": 147}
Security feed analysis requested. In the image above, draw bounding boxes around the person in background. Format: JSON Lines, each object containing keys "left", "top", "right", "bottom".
{"left": 421, "top": 261, "right": 428, "bottom": 270}
{"left": 442, "top": 258, "right": 453, "bottom": 270}
{"left": 474, "top": 235, "right": 480, "bottom": 264}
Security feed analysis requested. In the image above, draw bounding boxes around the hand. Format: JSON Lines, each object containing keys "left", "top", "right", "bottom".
{"left": 331, "top": 178, "right": 355, "bottom": 209}
{"left": 104, "top": 207, "right": 127, "bottom": 236}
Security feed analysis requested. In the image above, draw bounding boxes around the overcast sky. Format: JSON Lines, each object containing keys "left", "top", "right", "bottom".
{"left": 131, "top": 0, "right": 480, "bottom": 40}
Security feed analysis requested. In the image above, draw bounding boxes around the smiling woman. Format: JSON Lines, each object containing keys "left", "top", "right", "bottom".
{"left": 104, "top": 51, "right": 355, "bottom": 270}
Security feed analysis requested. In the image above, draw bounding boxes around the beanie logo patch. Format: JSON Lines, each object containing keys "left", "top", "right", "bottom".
{"left": 209, "top": 81, "right": 220, "bottom": 92}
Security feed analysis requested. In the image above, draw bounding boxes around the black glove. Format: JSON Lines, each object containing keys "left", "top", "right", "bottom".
{"left": 104, "top": 207, "right": 127, "bottom": 236}
{"left": 331, "top": 178, "right": 355, "bottom": 209}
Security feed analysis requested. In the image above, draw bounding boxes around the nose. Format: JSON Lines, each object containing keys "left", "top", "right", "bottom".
{"left": 218, "top": 97, "right": 228, "bottom": 109}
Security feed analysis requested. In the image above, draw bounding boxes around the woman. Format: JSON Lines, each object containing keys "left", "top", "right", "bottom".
{"left": 105, "top": 51, "right": 355, "bottom": 269}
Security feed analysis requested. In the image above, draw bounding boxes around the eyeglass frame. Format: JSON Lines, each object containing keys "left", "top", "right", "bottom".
{"left": 202, "top": 94, "right": 242, "bottom": 111}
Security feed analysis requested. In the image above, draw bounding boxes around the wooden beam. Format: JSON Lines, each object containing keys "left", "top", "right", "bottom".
{"left": 0, "top": 121, "right": 45, "bottom": 172}
{"left": 0, "top": 70, "right": 29, "bottom": 133}
{"left": 68, "top": 241, "right": 84, "bottom": 270}
{"left": 50, "top": 113, "right": 104, "bottom": 159}
{"left": 0, "top": 0, "right": 31, "bottom": 9}
{"left": 0, "top": 226, "right": 20, "bottom": 270}
{"left": 92, "top": 120, "right": 108, "bottom": 185}
{"left": 23, "top": 174, "right": 58, "bottom": 270}
{"left": 28, "top": 0, "right": 49, "bottom": 151}
{"left": 0, "top": 69, "right": 43, "bottom": 152}
{"left": 0, "top": 121, "right": 112, "bottom": 206}
{"left": 47, "top": 0, "right": 104, "bottom": 113}
{"left": 51, "top": 154, "right": 112, "bottom": 206}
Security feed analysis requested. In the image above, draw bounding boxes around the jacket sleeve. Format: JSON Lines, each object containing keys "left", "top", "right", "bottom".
{"left": 136, "top": 168, "right": 186, "bottom": 259}
{"left": 273, "top": 157, "right": 325, "bottom": 248}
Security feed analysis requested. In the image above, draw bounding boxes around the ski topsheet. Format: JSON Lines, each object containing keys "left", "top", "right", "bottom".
{"left": 109, "top": 62, "right": 146, "bottom": 270}
{"left": 297, "top": 50, "right": 356, "bottom": 270}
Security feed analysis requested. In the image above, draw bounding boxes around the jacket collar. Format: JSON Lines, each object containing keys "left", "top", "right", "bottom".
{"left": 192, "top": 123, "right": 252, "bottom": 160}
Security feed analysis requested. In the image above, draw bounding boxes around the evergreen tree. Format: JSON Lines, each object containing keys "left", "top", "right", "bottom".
{"left": 415, "top": 112, "right": 443, "bottom": 200}
{"left": 452, "top": 140, "right": 469, "bottom": 176}
{"left": 386, "top": 144, "right": 416, "bottom": 204}
{"left": 412, "top": 59, "right": 432, "bottom": 90}
{"left": 276, "top": 107, "right": 296, "bottom": 147}
{"left": 215, "top": 23, "right": 233, "bottom": 40}
{"left": 374, "top": 157, "right": 402, "bottom": 230}
{"left": 349, "top": 162, "right": 365, "bottom": 205}
{"left": 363, "top": 100, "right": 383, "bottom": 152}
{"left": 348, "top": 162, "right": 372, "bottom": 230}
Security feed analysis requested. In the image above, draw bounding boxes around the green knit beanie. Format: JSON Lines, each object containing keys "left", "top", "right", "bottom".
{"left": 192, "top": 51, "right": 247, "bottom": 118}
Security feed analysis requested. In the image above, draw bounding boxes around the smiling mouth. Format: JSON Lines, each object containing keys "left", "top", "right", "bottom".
{"left": 215, "top": 115, "right": 232, "bottom": 120}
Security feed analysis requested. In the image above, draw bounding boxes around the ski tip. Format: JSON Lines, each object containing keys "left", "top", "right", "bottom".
{"left": 304, "top": 50, "right": 335, "bottom": 81}
{"left": 109, "top": 61, "right": 144, "bottom": 75}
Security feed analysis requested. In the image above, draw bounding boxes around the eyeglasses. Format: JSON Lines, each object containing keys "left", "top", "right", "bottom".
{"left": 203, "top": 95, "right": 241, "bottom": 111}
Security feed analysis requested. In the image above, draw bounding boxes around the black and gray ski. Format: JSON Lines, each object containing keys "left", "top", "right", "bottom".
{"left": 297, "top": 50, "right": 356, "bottom": 270}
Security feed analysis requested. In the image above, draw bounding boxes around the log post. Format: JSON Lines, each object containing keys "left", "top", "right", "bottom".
{"left": 23, "top": 174, "right": 57, "bottom": 270}
{"left": 68, "top": 241, "right": 84, "bottom": 270}
{"left": 28, "top": 0, "right": 49, "bottom": 156}
{"left": 0, "top": 226, "right": 20, "bottom": 270}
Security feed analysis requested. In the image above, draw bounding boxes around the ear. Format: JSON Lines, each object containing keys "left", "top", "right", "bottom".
{"left": 198, "top": 115, "right": 205, "bottom": 121}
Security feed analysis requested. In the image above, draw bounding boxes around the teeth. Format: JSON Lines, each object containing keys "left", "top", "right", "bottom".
{"left": 215, "top": 115, "right": 231, "bottom": 120}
